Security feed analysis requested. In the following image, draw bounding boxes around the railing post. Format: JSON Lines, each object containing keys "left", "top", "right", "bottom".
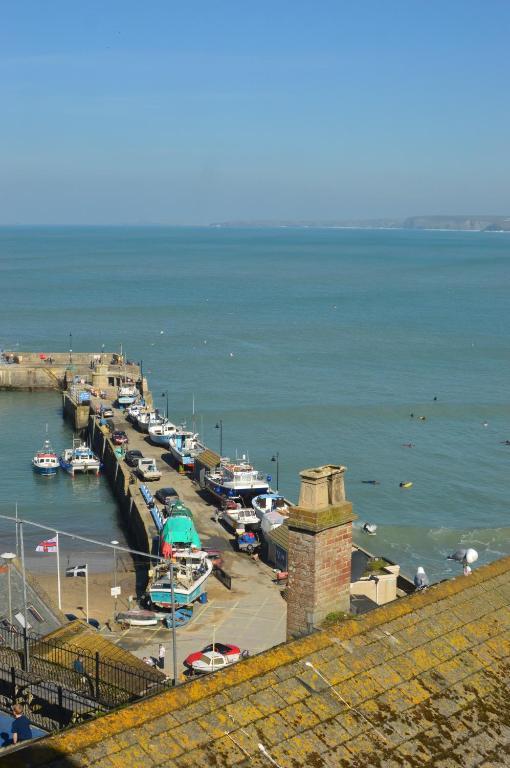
{"left": 22, "top": 626, "right": 28, "bottom": 672}
{"left": 95, "top": 652, "right": 100, "bottom": 700}
{"left": 10, "top": 666, "right": 16, "bottom": 701}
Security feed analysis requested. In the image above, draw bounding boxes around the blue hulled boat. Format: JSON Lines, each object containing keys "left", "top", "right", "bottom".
{"left": 32, "top": 440, "right": 60, "bottom": 476}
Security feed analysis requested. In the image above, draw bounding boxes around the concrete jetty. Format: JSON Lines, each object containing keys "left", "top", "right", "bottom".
{"left": 0, "top": 350, "right": 141, "bottom": 392}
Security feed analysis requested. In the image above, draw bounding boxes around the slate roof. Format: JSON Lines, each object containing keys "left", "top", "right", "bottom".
{"left": 0, "top": 560, "right": 63, "bottom": 636}
{"left": 4, "top": 556, "right": 510, "bottom": 768}
{"left": 35, "top": 620, "right": 166, "bottom": 683}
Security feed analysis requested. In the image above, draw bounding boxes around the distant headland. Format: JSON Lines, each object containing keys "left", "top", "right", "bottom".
{"left": 210, "top": 215, "right": 510, "bottom": 232}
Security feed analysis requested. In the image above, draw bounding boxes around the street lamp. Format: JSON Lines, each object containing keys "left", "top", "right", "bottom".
{"left": 271, "top": 452, "right": 280, "bottom": 491}
{"left": 161, "top": 391, "right": 169, "bottom": 420}
{"left": 215, "top": 420, "right": 223, "bottom": 457}
{"left": 111, "top": 540, "right": 119, "bottom": 615}
{"left": 1, "top": 552, "right": 16, "bottom": 624}
{"left": 69, "top": 332, "right": 73, "bottom": 365}
{"left": 101, "top": 343, "right": 105, "bottom": 363}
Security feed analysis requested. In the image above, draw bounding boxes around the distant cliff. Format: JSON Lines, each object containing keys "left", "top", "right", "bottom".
{"left": 403, "top": 215, "right": 510, "bottom": 232}
{"left": 210, "top": 216, "right": 510, "bottom": 231}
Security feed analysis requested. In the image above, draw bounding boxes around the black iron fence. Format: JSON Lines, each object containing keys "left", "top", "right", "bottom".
{"left": 0, "top": 624, "right": 170, "bottom": 728}
{"left": 0, "top": 661, "right": 106, "bottom": 731}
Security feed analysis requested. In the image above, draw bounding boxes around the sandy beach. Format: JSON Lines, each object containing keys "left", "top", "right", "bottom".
{"left": 35, "top": 566, "right": 138, "bottom": 625}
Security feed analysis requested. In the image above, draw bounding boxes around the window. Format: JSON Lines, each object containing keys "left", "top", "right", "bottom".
{"left": 14, "top": 613, "right": 32, "bottom": 630}
{"left": 28, "top": 605, "right": 44, "bottom": 623}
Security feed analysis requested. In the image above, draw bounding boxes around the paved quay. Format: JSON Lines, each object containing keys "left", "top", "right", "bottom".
{"left": 92, "top": 393, "right": 287, "bottom": 675}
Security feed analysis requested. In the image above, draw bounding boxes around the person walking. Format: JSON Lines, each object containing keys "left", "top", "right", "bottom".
{"left": 158, "top": 643, "right": 166, "bottom": 670}
{"left": 10, "top": 704, "right": 33, "bottom": 744}
{"left": 73, "top": 655, "right": 87, "bottom": 684}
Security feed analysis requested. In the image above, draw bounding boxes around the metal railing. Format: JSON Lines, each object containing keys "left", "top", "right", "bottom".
{"left": 0, "top": 625, "right": 170, "bottom": 712}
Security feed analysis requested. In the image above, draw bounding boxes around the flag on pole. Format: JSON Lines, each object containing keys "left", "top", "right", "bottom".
{"left": 66, "top": 564, "right": 87, "bottom": 578}
{"left": 35, "top": 537, "right": 58, "bottom": 553}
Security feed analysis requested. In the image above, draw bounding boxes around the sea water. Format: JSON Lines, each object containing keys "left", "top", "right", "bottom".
{"left": 0, "top": 226, "right": 509, "bottom": 581}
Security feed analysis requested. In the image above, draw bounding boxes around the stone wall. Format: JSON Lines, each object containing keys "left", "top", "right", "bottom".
{"left": 88, "top": 418, "right": 158, "bottom": 557}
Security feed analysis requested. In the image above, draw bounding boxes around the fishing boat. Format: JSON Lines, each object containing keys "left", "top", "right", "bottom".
{"left": 148, "top": 509, "right": 212, "bottom": 607}
{"left": 168, "top": 431, "right": 204, "bottom": 472}
{"left": 205, "top": 457, "right": 269, "bottom": 505}
{"left": 148, "top": 420, "right": 182, "bottom": 447}
{"left": 148, "top": 549, "right": 212, "bottom": 607}
{"left": 117, "top": 384, "right": 139, "bottom": 407}
{"left": 32, "top": 440, "right": 60, "bottom": 476}
{"left": 59, "top": 439, "right": 101, "bottom": 476}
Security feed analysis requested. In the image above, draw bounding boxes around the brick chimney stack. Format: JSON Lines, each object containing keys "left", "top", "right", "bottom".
{"left": 286, "top": 464, "right": 356, "bottom": 640}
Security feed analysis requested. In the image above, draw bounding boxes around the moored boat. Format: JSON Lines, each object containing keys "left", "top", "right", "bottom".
{"left": 32, "top": 440, "right": 60, "bottom": 476}
{"left": 59, "top": 439, "right": 101, "bottom": 476}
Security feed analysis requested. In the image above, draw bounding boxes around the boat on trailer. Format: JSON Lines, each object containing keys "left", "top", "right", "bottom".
{"left": 168, "top": 431, "right": 204, "bottom": 472}
{"left": 148, "top": 549, "right": 212, "bottom": 608}
{"left": 117, "top": 384, "right": 139, "bottom": 407}
{"left": 205, "top": 457, "right": 269, "bottom": 505}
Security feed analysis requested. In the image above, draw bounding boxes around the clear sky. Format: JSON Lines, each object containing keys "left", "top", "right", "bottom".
{"left": 1, "top": 1, "right": 509, "bottom": 224}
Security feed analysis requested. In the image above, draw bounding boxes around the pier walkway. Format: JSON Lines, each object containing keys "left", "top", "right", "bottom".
{"left": 88, "top": 392, "right": 286, "bottom": 675}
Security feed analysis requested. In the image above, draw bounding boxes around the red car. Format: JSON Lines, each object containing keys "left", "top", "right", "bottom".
{"left": 112, "top": 430, "right": 129, "bottom": 445}
{"left": 184, "top": 643, "right": 241, "bottom": 669}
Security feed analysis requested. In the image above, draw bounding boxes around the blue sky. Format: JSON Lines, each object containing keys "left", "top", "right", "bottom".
{"left": 1, "top": 1, "right": 509, "bottom": 224}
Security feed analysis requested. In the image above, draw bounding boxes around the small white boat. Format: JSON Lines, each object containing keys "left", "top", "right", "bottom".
{"left": 115, "top": 610, "right": 158, "bottom": 627}
{"left": 32, "top": 440, "right": 60, "bottom": 476}
{"left": 59, "top": 439, "right": 101, "bottom": 476}
{"left": 136, "top": 411, "right": 165, "bottom": 433}
{"left": 148, "top": 421, "right": 182, "bottom": 446}
{"left": 221, "top": 506, "right": 260, "bottom": 534}
{"left": 252, "top": 493, "right": 289, "bottom": 521}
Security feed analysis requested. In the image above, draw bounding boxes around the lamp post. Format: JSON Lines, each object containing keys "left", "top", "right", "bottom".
{"left": 111, "top": 540, "right": 119, "bottom": 615}
{"left": 161, "top": 391, "right": 168, "bottom": 420}
{"left": 271, "top": 452, "right": 280, "bottom": 491}
{"left": 215, "top": 420, "right": 223, "bottom": 457}
{"left": 101, "top": 343, "right": 105, "bottom": 363}
{"left": 69, "top": 332, "right": 73, "bottom": 365}
{"left": 1, "top": 552, "right": 16, "bottom": 624}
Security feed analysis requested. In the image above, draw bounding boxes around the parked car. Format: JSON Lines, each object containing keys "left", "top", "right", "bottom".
{"left": 112, "top": 430, "right": 129, "bottom": 445}
{"left": 155, "top": 486, "right": 179, "bottom": 505}
{"left": 125, "top": 449, "right": 143, "bottom": 467}
{"left": 184, "top": 643, "right": 241, "bottom": 669}
{"left": 101, "top": 407, "right": 114, "bottom": 418}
